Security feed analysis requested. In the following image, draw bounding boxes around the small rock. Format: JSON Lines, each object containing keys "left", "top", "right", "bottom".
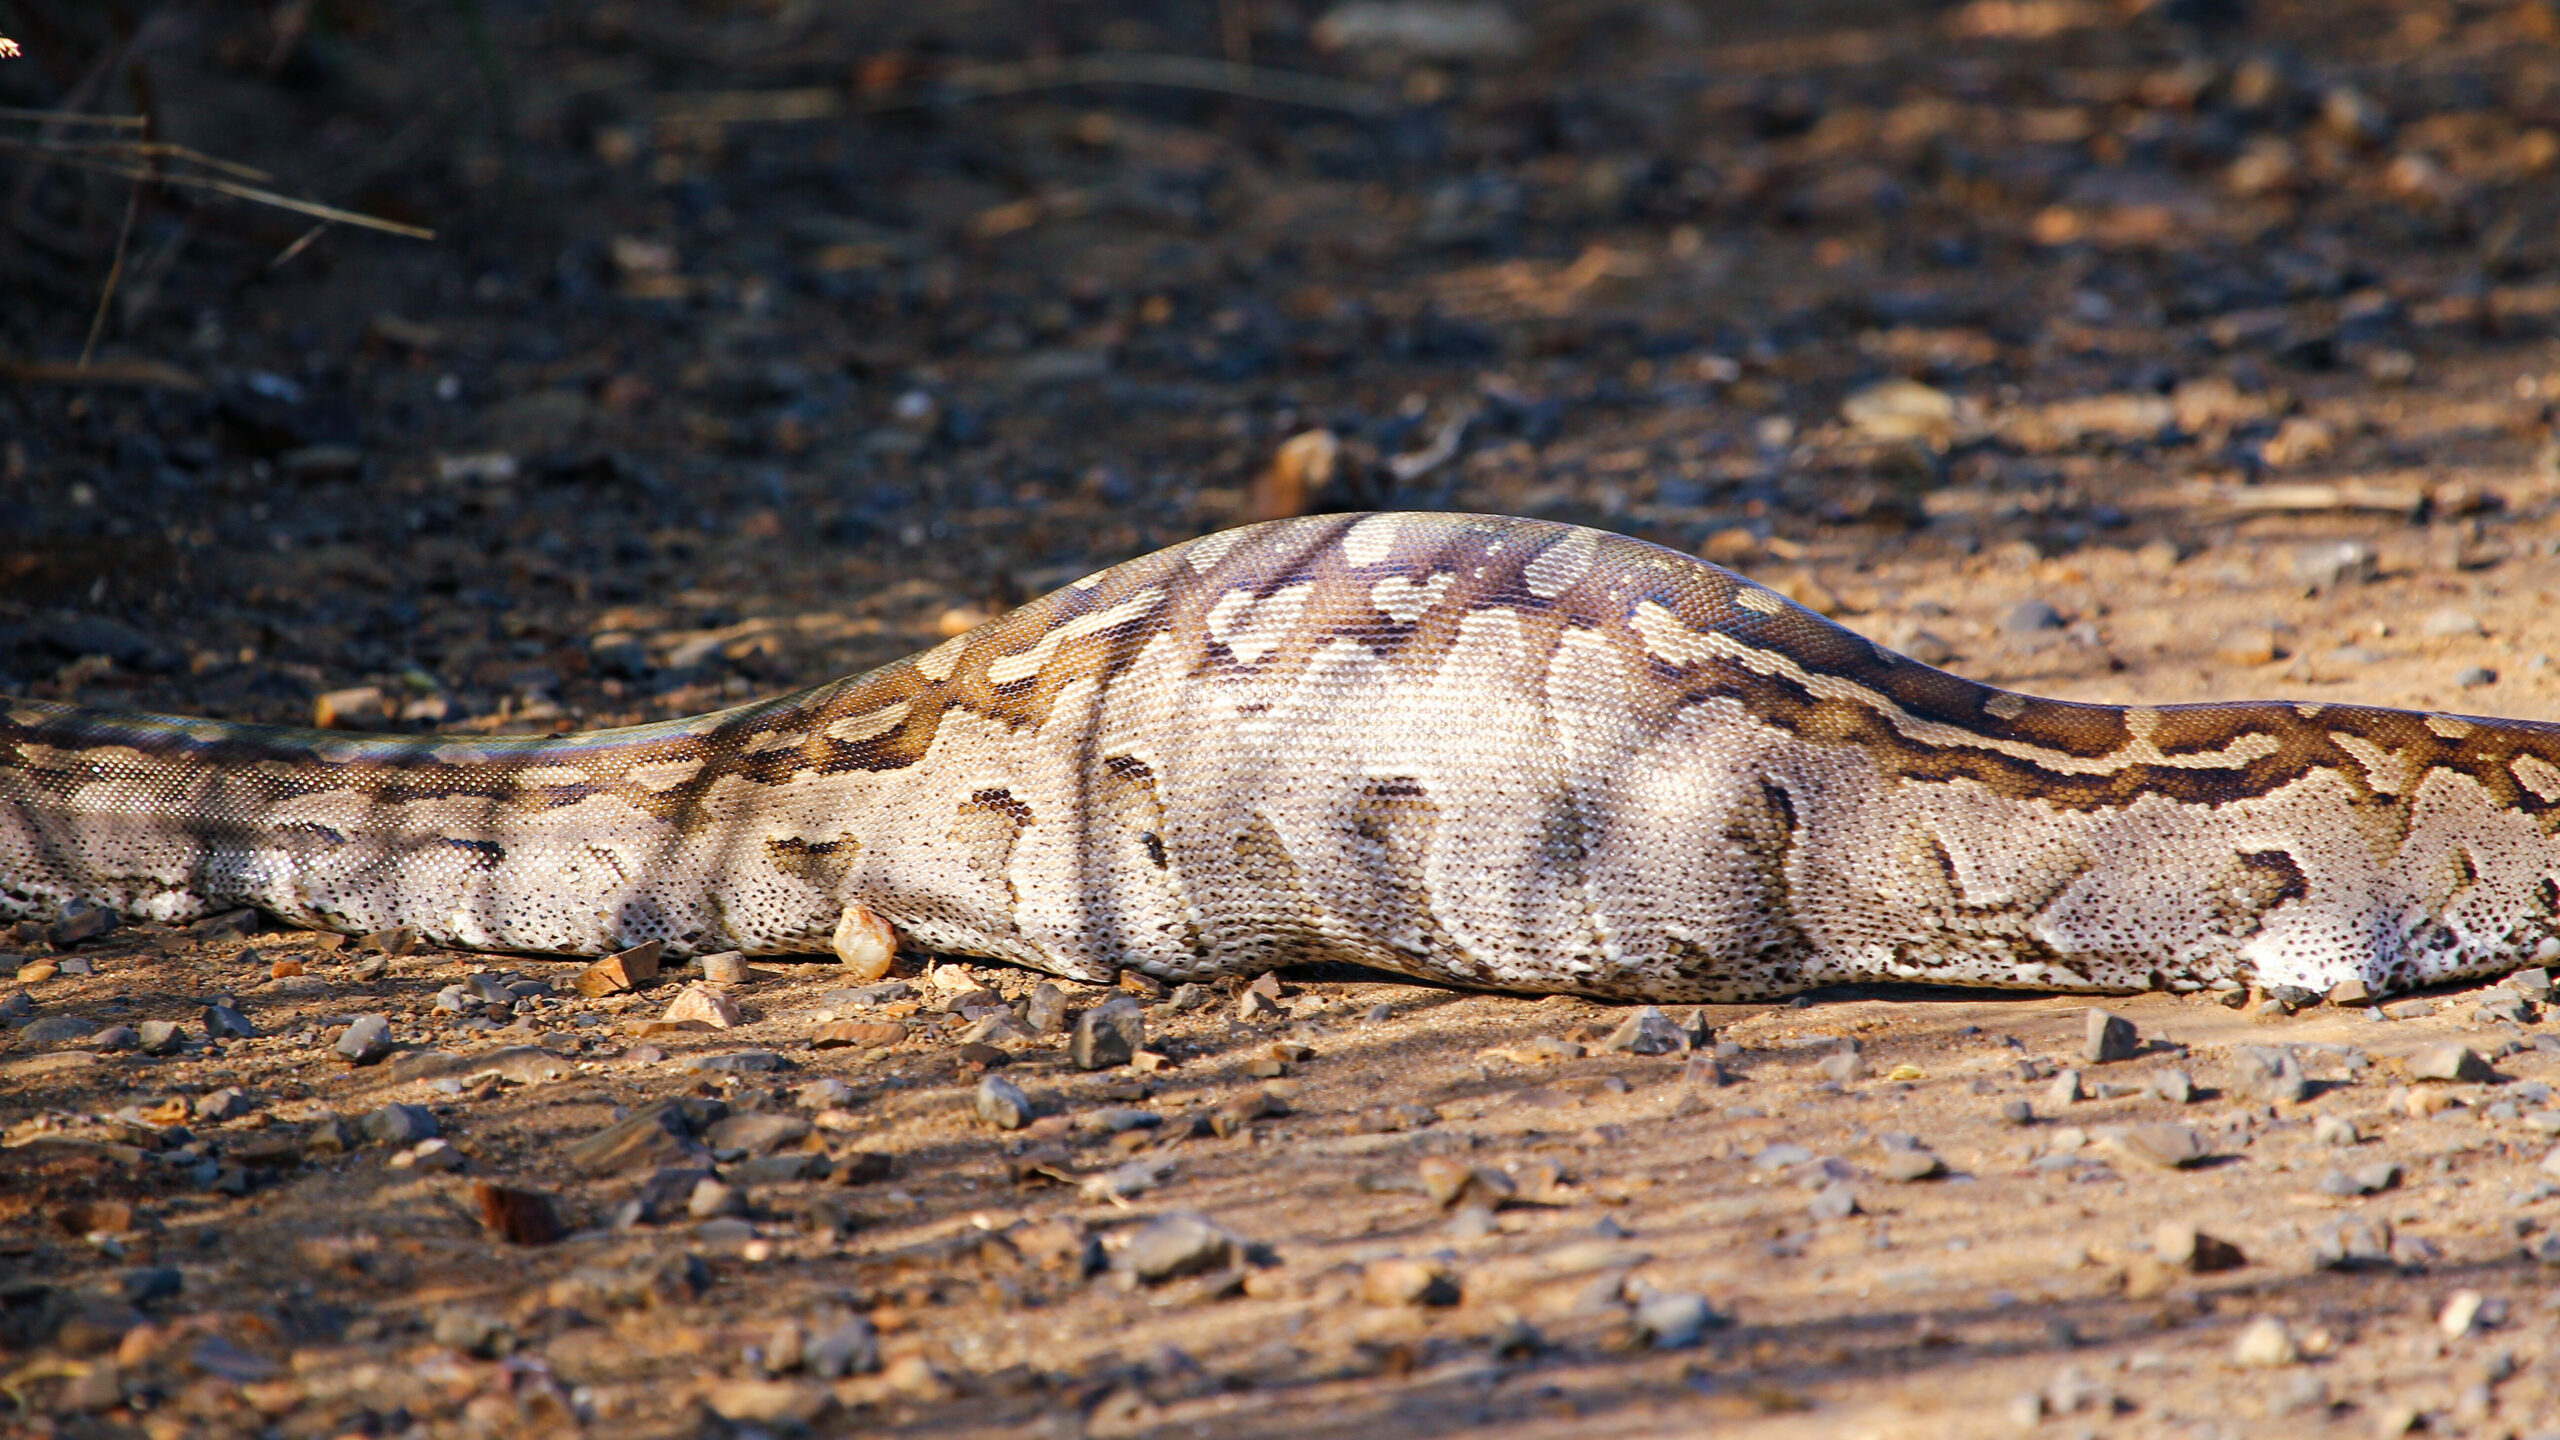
{"left": 134, "top": 1020, "right": 184, "bottom": 1055}
{"left": 2456, "top": 666, "right": 2498, "bottom": 689}
{"left": 2232, "top": 1315, "right": 2300, "bottom": 1368}
{"left": 2327, "top": 978, "right": 2373, "bottom": 1006}
{"left": 699, "top": 951, "right": 749, "bottom": 985}
{"left": 202, "top": 1005, "right": 258, "bottom": 1039}
{"left": 1418, "top": 1156, "right": 1516, "bottom": 1209}
{"left": 86, "top": 1024, "right": 136, "bottom": 1051}
{"left": 361, "top": 1102, "right": 437, "bottom": 1144}
{"left": 1361, "top": 1257, "right": 1458, "bottom": 1307}
{"left": 661, "top": 984, "right": 741, "bottom": 1029}
{"left": 2410, "top": 1042, "right": 2492, "bottom": 1083}
{"left": 2439, "top": 1289, "right": 2486, "bottom": 1338}
{"left": 2153, "top": 1221, "right": 2245, "bottom": 1273}
{"left": 1599, "top": 1006, "right": 1690, "bottom": 1056}
{"left": 1024, "top": 982, "right": 1069, "bottom": 1034}
{"left": 1120, "top": 1210, "right": 1241, "bottom": 1283}
{"left": 829, "top": 903, "right": 898, "bottom": 980}
{"left": 2313, "top": 1114, "right": 2361, "bottom": 1146}
{"left": 706, "top": 1379, "right": 835, "bottom": 1427}
{"left": 474, "top": 1182, "right": 566, "bottom": 1245}
{"left": 573, "top": 941, "right": 661, "bottom": 997}
{"left": 975, "top": 1074, "right": 1033, "bottom": 1130}
{"left": 2149, "top": 1068, "right": 2197, "bottom": 1104}
{"left": 2109, "top": 1123, "right": 2208, "bottom": 1171}
{"left": 1818, "top": 1049, "right": 1869, "bottom": 1083}
{"left": 395, "top": 1138, "right": 465, "bottom": 1172}
{"left": 19, "top": 1015, "right": 97, "bottom": 1047}
{"left": 2421, "top": 608, "right": 2484, "bottom": 638}
{"left": 679, "top": 1050, "right": 783, "bottom": 1074}
{"left": 1807, "top": 1181, "right": 1861, "bottom": 1221}
{"left": 1073, "top": 996, "right": 1145, "bottom": 1070}
{"left": 48, "top": 902, "right": 119, "bottom": 947}
{"left": 335, "top": 1014, "right": 393, "bottom": 1065}
{"left": 121, "top": 1266, "right": 183, "bottom": 1304}
{"left": 688, "top": 1177, "right": 745, "bottom": 1219}
{"left": 704, "top": 1112, "right": 811, "bottom": 1156}
{"left": 2235, "top": 1046, "right": 2309, "bottom": 1103}
{"left": 2083, "top": 1009, "right": 2139, "bottom": 1063}
{"left": 1877, "top": 1148, "right": 1945, "bottom": 1182}
{"left": 2507, "top": 968, "right": 2554, "bottom": 1000}
{"left": 812, "top": 1020, "right": 906, "bottom": 1049}
{"left": 566, "top": 1102, "right": 708, "bottom": 1174}
{"left": 2044, "top": 1068, "right": 2084, "bottom": 1107}
{"left": 1235, "top": 987, "right": 1282, "bottom": 1021}
{"left": 194, "top": 1087, "right": 254, "bottom": 1122}
{"left": 1632, "top": 1290, "right": 1721, "bottom": 1349}
{"left": 2311, "top": 1214, "right": 2396, "bottom": 1270}
{"left": 2215, "top": 625, "right": 2281, "bottom": 667}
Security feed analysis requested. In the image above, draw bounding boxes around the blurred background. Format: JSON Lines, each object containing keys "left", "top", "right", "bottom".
{"left": 2, "top": 0, "right": 2558, "bottom": 733}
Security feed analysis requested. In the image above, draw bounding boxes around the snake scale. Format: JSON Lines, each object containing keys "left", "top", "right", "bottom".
{"left": 5, "top": 511, "right": 2559, "bottom": 1001}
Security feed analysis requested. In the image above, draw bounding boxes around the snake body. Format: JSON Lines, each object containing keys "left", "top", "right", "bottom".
{"left": 6, "top": 512, "right": 2560, "bottom": 1000}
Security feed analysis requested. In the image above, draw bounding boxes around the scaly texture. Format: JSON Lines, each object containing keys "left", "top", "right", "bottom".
{"left": 7, "top": 513, "right": 2560, "bottom": 1000}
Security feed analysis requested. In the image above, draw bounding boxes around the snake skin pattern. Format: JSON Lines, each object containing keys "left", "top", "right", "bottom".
{"left": 6, "top": 512, "right": 2560, "bottom": 1000}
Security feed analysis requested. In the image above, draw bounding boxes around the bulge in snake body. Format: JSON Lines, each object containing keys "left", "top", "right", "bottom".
{"left": 6, "top": 511, "right": 2560, "bottom": 1000}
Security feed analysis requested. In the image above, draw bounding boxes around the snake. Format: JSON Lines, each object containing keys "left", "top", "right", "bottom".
{"left": 5, "top": 511, "right": 2558, "bottom": 1001}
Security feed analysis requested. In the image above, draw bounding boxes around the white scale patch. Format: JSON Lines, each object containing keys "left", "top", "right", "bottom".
{"left": 910, "top": 635, "right": 967, "bottom": 683}
{"left": 987, "top": 587, "right": 1167, "bottom": 685}
{"left": 2512, "top": 752, "right": 2560, "bottom": 803}
{"left": 515, "top": 765, "right": 591, "bottom": 787}
{"left": 2427, "top": 714, "right": 2476, "bottom": 741}
{"left": 1733, "top": 587, "right": 1784, "bottom": 615}
{"left": 1983, "top": 693, "right": 2028, "bottom": 721}
{"left": 1340, "top": 514, "right": 1406, "bottom": 567}
{"left": 2330, "top": 731, "right": 2413, "bottom": 794}
{"left": 824, "top": 701, "right": 913, "bottom": 745}
{"left": 1523, "top": 530, "right": 1599, "bottom": 598}
{"left": 1207, "top": 582, "right": 1313, "bottom": 666}
{"left": 1629, "top": 601, "right": 2282, "bottom": 775}
{"left": 1369, "top": 573, "right": 1455, "bottom": 624}
{"left": 1183, "top": 528, "right": 1251, "bottom": 571}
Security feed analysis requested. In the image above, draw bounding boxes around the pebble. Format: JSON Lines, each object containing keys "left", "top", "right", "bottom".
{"left": 2148, "top": 1068, "right": 2197, "bottom": 1104}
{"left": 2153, "top": 1221, "right": 2245, "bottom": 1273}
{"left": 15, "top": 961, "right": 58, "bottom": 985}
{"left": 393, "top": 1138, "right": 464, "bottom": 1171}
{"left": 335, "top": 1014, "right": 393, "bottom": 1065}
{"left": 680, "top": 1050, "right": 783, "bottom": 1074}
{"left": 2000, "top": 1099, "right": 2035, "bottom": 1125}
{"left": 2439, "top": 1289, "right": 2486, "bottom": 1338}
{"left": 202, "top": 1005, "right": 259, "bottom": 1039}
{"left": 1599, "top": 1006, "right": 1690, "bottom": 1055}
{"left": 1818, "top": 1050, "right": 1869, "bottom": 1083}
{"left": 1418, "top": 1155, "right": 1517, "bottom": 1209}
{"left": 2508, "top": 967, "right": 2554, "bottom": 1000}
{"left": 121, "top": 1266, "right": 183, "bottom": 1304}
{"left": 2043, "top": 1069, "right": 2084, "bottom": 1107}
{"left": 2409, "top": 1042, "right": 2492, "bottom": 1083}
{"left": 1807, "top": 1181, "right": 1861, "bottom": 1221}
{"left": 2083, "top": 1008, "right": 2139, "bottom": 1063}
{"left": 2312, "top": 1215, "right": 2395, "bottom": 1270}
{"left": 812, "top": 1020, "right": 906, "bottom": 1049}
{"left": 2313, "top": 1115, "right": 2361, "bottom": 1146}
{"left": 706, "top": 1380, "right": 834, "bottom": 1427}
{"left": 361, "top": 1102, "right": 437, "bottom": 1144}
{"left": 1361, "top": 1257, "right": 1457, "bottom": 1307}
{"left": 1876, "top": 1148, "right": 1945, "bottom": 1182}
{"left": 19, "top": 1015, "right": 96, "bottom": 1047}
{"left": 829, "top": 903, "right": 898, "bottom": 980}
{"left": 1632, "top": 1290, "right": 1720, "bottom": 1348}
{"left": 705, "top": 1112, "right": 811, "bottom": 1156}
{"left": 566, "top": 1102, "right": 709, "bottom": 1174}
{"left": 2235, "top": 1046, "right": 2309, "bottom": 1104}
{"left": 2232, "top": 1315, "right": 2300, "bottom": 1368}
{"left": 1073, "top": 996, "right": 1145, "bottom": 1070}
{"left": 662, "top": 984, "right": 742, "bottom": 1029}
{"left": 2108, "top": 1123, "right": 2207, "bottom": 1171}
{"left": 974, "top": 1074, "right": 1032, "bottom": 1130}
{"left": 688, "top": 1177, "right": 746, "bottom": 1219}
{"left": 1119, "top": 1210, "right": 1241, "bottom": 1283}
{"left": 1023, "top": 982, "right": 1069, "bottom": 1034}
{"left": 699, "top": 951, "right": 749, "bottom": 984}
{"left": 194, "top": 1087, "right": 254, "bottom": 1122}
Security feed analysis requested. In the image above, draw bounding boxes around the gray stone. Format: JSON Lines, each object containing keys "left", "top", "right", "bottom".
{"left": 797, "top": 1078, "right": 856, "bottom": 1110}
{"left": 705, "top": 1112, "right": 811, "bottom": 1157}
{"left": 1599, "top": 1006, "right": 1690, "bottom": 1056}
{"left": 729, "top": 1154, "right": 815, "bottom": 1185}
{"left": 87, "top": 1025, "right": 136, "bottom": 1051}
{"left": 2000, "top": 1099, "right": 2035, "bottom": 1125}
{"left": 2475, "top": 996, "right": 2537, "bottom": 1027}
{"left": 2044, "top": 1068, "right": 2084, "bottom": 1107}
{"left": 1073, "top": 996, "right": 1145, "bottom": 1070}
{"left": 975, "top": 1074, "right": 1033, "bottom": 1130}
{"left": 1751, "top": 1143, "right": 1815, "bottom": 1171}
{"left": 2149, "top": 1068, "right": 2197, "bottom": 1104}
{"left": 1119, "top": 1210, "right": 1240, "bottom": 1282}
{"left": 336, "top": 1014, "right": 393, "bottom": 1065}
{"left": 2410, "top": 1042, "right": 2493, "bottom": 1082}
{"left": 805, "top": 1313, "right": 880, "bottom": 1378}
{"left": 1876, "top": 1148, "right": 1945, "bottom": 1182}
{"left": 566, "top": 1103, "right": 707, "bottom": 1174}
{"left": 2311, "top": 1215, "right": 2395, "bottom": 1270}
{"left": 1818, "top": 1050, "right": 1869, "bottom": 1083}
{"left": 2508, "top": 967, "right": 2554, "bottom": 1000}
{"left": 120, "top": 1266, "right": 183, "bottom": 1304}
{"left": 135, "top": 1020, "right": 184, "bottom": 1056}
{"left": 2235, "top": 1046, "right": 2309, "bottom": 1103}
{"left": 2108, "top": 1123, "right": 2207, "bottom": 1170}
{"left": 1024, "top": 982, "right": 1069, "bottom": 1035}
{"left": 1807, "top": 1181, "right": 1860, "bottom": 1221}
{"left": 2388, "top": 1233, "right": 2441, "bottom": 1270}
{"left": 1632, "top": 1290, "right": 1720, "bottom": 1349}
{"left": 687, "top": 1177, "right": 745, "bottom": 1219}
{"left": 48, "top": 901, "right": 119, "bottom": 947}
{"left": 679, "top": 1050, "right": 784, "bottom": 1073}
{"left": 360, "top": 1103, "right": 437, "bottom": 1144}
{"left": 1167, "top": 983, "right": 1214, "bottom": 1012}
{"left": 194, "top": 1087, "right": 253, "bottom": 1122}
{"left": 202, "top": 1005, "right": 259, "bottom": 1039}
{"left": 19, "top": 1016, "right": 96, "bottom": 1046}
{"left": 2083, "top": 1009, "right": 2139, "bottom": 1063}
